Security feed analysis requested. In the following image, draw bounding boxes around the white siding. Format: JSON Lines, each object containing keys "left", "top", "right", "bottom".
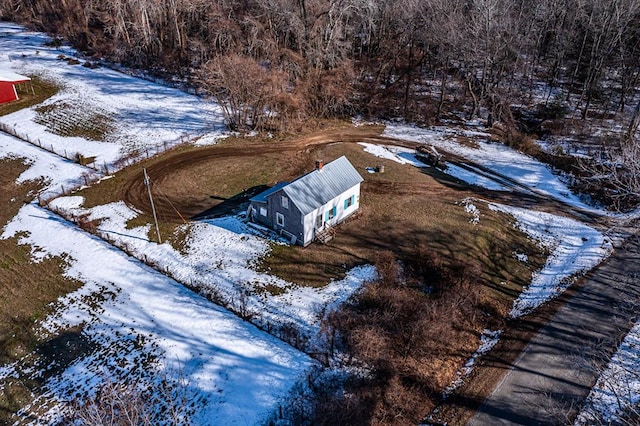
{"left": 302, "top": 183, "right": 361, "bottom": 245}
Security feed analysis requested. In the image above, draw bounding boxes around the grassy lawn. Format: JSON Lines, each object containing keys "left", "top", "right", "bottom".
{"left": 73, "top": 128, "right": 545, "bottom": 322}
{"left": 0, "top": 158, "right": 83, "bottom": 422}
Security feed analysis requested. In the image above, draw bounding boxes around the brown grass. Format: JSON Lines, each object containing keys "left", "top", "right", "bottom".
{"left": 0, "top": 158, "right": 83, "bottom": 422}
{"left": 313, "top": 250, "right": 485, "bottom": 425}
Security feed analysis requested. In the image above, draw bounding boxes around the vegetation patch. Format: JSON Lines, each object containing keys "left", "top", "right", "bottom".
{"left": 308, "top": 250, "right": 484, "bottom": 424}
{"left": 34, "top": 100, "right": 115, "bottom": 141}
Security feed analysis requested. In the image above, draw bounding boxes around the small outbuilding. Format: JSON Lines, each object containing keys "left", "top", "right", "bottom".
{"left": 0, "top": 71, "right": 31, "bottom": 104}
{"left": 248, "top": 156, "right": 364, "bottom": 246}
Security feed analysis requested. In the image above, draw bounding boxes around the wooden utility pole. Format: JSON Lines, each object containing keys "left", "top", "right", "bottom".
{"left": 143, "top": 168, "right": 162, "bottom": 244}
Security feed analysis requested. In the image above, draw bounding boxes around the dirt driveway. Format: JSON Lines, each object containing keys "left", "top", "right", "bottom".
{"left": 119, "top": 123, "right": 626, "bottom": 424}
{"left": 122, "top": 125, "right": 600, "bottom": 226}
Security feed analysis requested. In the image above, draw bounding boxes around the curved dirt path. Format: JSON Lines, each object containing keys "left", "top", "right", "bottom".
{"left": 122, "top": 125, "right": 605, "bottom": 227}
{"left": 122, "top": 126, "right": 416, "bottom": 220}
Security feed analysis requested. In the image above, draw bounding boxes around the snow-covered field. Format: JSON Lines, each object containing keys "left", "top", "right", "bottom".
{"left": 2, "top": 202, "right": 314, "bottom": 424}
{"left": 47, "top": 196, "right": 376, "bottom": 349}
{"left": 0, "top": 23, "right": 319, "bottom": 424}
{"left": 0, "top": 22, "right": 226, "bottom": 179}
{"left": 0, "top": 101, "right": 320, "bottom": 424}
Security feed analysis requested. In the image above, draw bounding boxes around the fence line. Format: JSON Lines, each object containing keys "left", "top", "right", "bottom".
{"left": 0, "top": 122, "right": 102, "bottom": 172}
{"left": 1, "top": 122, "right": 191, "bottom": 203}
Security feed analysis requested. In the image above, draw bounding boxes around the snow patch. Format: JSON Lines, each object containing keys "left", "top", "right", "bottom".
{"left": 489, "top": 203, "right": 613, "bottom": 318}
{"left": 576, "top": 315, "right": 640, "bottom": 425}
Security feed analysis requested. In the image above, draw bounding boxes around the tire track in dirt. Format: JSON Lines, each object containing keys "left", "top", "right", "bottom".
{"left": 122, "top": 125, "right": 608, "bottom": 229}
{"left": 122, "top": 127, "right": 420, "bottom": 221}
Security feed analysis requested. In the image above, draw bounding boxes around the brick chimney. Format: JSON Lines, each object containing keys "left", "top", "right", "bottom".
{"left": 315, "top": 160, "right": 323, "bottom": 171}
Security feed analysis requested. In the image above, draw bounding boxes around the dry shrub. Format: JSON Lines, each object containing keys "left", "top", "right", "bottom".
{"left": 374, "top": 250, "right": 400, "bottom": 287}
{"left": 76, "top": 213, "right": 99, "bottom": 234}
{"left": 506, "top": 131, "right": 542, "bottom": 157}
{"left": 317, "top": 246, "right": 484, "bottom": 424}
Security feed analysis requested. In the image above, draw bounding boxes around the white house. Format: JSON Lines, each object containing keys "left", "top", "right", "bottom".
{"left": 248, "top": 156, "right": 364, "bottom": 246}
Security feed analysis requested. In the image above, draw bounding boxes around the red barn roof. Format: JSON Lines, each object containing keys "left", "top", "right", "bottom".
{"left": 0, "top": 71, "right": 31, "bottom": 104}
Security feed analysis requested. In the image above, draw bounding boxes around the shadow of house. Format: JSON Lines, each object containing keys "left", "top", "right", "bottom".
{"left": 192, "top": 185, "right": 269, "bottom": 220}
{"left": 248, "top": 156, "right": 364, "bottom": 246}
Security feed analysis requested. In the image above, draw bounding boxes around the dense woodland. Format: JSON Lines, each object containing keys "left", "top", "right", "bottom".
{"left": 1, "top": 0, "right": 640, "bottom": 135}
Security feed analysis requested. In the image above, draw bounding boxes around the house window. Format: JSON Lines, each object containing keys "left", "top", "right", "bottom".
{"left": 259, "top": 207, "right": 267, "bottom": 216}
{"left": 325, "top": 206, "right": 337, "bottom": 222}
{"left": 344, "top": 195, "right": 354, "bottom": 209}
{"left": 281, "top": 196, "right": 289, "bottom": 209}
{"left": 276, "top": 212, "right": 285, "bottom": 226}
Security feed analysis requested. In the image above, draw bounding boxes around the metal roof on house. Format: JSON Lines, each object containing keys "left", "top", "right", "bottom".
{"left": 282, "top": 156, "right": 363, "bottom": 215}
{"left": 0, "top": 71, "right": 30, "bottom": 83}
{"left": 250, "top": 181, "right": 289, "bottom": 203}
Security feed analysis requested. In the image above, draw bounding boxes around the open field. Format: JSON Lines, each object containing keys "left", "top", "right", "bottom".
{"left": 65, "top": 124, "right": 552, "bottom": 423}
{"left": 75, "top": 125, "right": 545, "bottom": 305}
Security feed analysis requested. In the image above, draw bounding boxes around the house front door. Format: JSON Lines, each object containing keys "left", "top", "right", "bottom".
{"left": 316, "top": 214, "right": 323, "bottom": 229}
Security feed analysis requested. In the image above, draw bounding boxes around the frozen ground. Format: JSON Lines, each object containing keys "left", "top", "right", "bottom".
{"left": 383, "top": 122, "right": 603, "bottom": 213}
{"left": 0, "top": 122, "right": 321, "bottom": 424}
{"left": 0, "top": 131, "right": 97, "bottom": 200}
{"left": 0, "top": 22, "right": 226, "bottom": 174}
{"left": 2, "top": 202, "right": 314, "bottom": 424}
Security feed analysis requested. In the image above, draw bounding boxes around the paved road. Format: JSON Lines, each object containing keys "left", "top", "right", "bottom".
{"left": 467, "top": 232, "right": 640, "bottom": 426}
